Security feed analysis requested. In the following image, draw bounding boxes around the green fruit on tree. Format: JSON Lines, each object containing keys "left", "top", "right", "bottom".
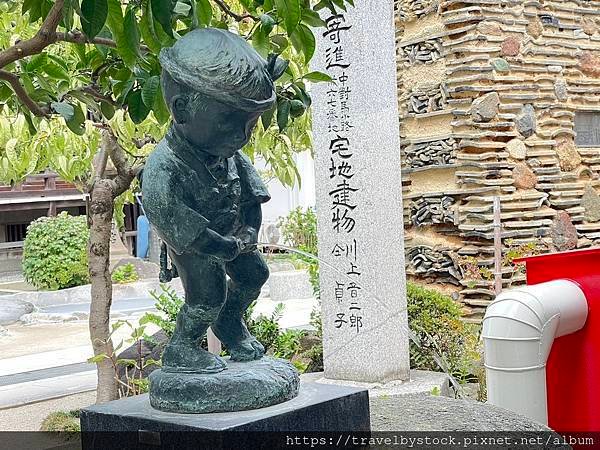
{"left": 290, "top": 99, "right": 306, "bottom": 118}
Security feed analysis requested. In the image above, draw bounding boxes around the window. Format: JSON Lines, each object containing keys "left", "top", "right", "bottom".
{"left": 6, "top": 223, "right": 28, "bottom": 242}
{"left": 575, "top": 112, "right": 600, "bottom": 148}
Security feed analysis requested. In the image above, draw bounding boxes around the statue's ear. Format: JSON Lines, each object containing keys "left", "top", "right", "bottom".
{"left": 171, "top": 95, "right": 189, "bottom": 124}
{"left": 267, "top": 54, "right": 289, "bottom": 81}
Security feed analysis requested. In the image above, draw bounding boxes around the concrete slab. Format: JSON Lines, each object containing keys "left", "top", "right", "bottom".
{"left": 301, "top": 369, "right": 451, "bottom": 397}
{"left": 0, "top": 371, "right": 96, "bottom": 409}
{"left": 0, "top": 346, "right": 91, "bottom": 376}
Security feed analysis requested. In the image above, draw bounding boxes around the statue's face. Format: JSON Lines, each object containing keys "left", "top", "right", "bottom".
{"left": 177, "top": 97, "right": 261, "bottom": 157}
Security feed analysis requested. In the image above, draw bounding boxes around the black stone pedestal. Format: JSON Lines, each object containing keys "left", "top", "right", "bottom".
{"left": 80, "top": 382, "right": 370, "bottom": 450}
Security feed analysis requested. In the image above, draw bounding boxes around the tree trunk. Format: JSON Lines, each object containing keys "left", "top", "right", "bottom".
{"left": 88, "top": 178, "right": 119, "bottom": 403}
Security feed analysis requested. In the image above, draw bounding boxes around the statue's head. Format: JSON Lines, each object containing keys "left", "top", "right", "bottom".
{"left": 160, "top": 28, "right": 287, "bottom": 157}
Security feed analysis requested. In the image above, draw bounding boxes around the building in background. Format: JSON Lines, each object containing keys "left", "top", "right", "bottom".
{"left": 0, "top": 172, "right": 85, "bottom": 262}
{"left": 396, "top": 0, "right": 600, "bottom": 320}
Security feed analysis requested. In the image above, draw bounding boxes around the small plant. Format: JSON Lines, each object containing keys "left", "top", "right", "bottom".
{"left": 459, "top": 256, "right": 493, "bottom": 289}
{"left": 277, "top": 207, "right": 318, "bottom": 255}
{"left": 22, "top": 212, "right": 89, "bottom": 290}
{"left": 143, "top": 284, "right": 185, "bottom": 337}
{"left": 503, "top": 239, "right": 546, "bottom": 277}
{"left": 245, "top": 302, "right": 285, "bottom": 352}
{"left": 40, "top": 410, "right": 81, "bottom": 432}
{"left": 277, "top": 207, "right": 320, "bottom": 298}
{"left": 407, "top": 282, "right": 482, "bottom": 385}
{"left": 274, "top": 329, "right": 305, "bottom": 360}
{"left": 112, "top": 263, "right": 140, "bottom": 284}
{"left": 88, "top": 319, "right": 160, "bottom": 398}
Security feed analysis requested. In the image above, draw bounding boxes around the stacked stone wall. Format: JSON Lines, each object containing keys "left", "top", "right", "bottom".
{"left": 396, "top": 0, "right": 600, "bottom": 320}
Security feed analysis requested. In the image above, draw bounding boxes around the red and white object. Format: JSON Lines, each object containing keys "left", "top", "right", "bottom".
{"left": 484, "top": 248, "right": 600, "bottom": 431}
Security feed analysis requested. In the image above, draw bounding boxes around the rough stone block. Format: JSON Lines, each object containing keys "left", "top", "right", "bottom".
{"left": 513, "top": 163, "right": 537, "bottom": 190}
{"left": 0, "top": 298, "right": 34, "bottom": 325}
{"left": 551, "top": 211, "right": 578, "bottom": 251}
{"left": 470, "top": 92, "right": 500, "bottom": 122}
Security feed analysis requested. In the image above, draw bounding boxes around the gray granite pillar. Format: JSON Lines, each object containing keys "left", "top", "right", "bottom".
{"left": 311, "top": 0, "right": 410, "bottom": 383}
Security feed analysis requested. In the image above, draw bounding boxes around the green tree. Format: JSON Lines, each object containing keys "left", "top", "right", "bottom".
{"left": 0, "top": 0, "right": 352, "bottom": 402}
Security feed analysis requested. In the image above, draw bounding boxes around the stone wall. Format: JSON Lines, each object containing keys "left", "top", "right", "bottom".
{"left": 396, "top": 0, "right": 600, "bottom": 320}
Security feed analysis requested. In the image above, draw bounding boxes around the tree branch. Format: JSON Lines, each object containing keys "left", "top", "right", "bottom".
{"left": 213, "top": 0, "right": 257, "bottom": 21}
{"left": 56, "top": 31, "right": 118, "bottom": 49}
{"left": 102, "top": 129, "right": 137, "bottom": 196}
{"left": 0, "top": 70, "right": 50, "bottom": 117}
{"left": 0, "top": 0, "right": 64, "bottom": 69}
{"left": 76, "top": 85, "right": 117, "bottom": 106}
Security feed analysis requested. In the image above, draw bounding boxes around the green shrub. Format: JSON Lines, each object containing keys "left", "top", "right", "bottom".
{"left": 278, "top": 207, "right": 320, "bottom": 298}
{"left": 143, "top": 284, "right": 185, "bottom": 337}
{"left": 407, "top": 282, "right": 481, "bottom": 383}
{"left": 112, "top": 263, "right": 140, "bottom": 284}
{"left": 22, "top": 212, "right": 89, "bottom": 290}
{"left": 245, "top": 301, "right": 284, "bottom": 353}
{"left": 274, "top": 329, "right": 304, "bottom": 360}
{"left": 40, "top": 410, "right": 81, "bottom": 432}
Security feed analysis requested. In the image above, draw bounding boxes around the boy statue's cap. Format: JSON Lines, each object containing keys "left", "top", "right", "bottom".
{"left": 160, "top": 28, "right": 277, "bottom": 113}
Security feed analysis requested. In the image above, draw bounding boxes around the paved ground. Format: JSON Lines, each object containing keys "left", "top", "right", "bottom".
{"left": 0, "top": 391, "right": 95, "bottom": 431}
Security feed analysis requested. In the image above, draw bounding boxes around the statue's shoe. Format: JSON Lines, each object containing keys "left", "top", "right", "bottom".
{"left": 161, "top": 343, "right": 227, "bottom": 374}
{"left": 228, "top": 337, "right": 265, "bottom": 362}
{"left": 211, "top": 318, "right": 265, "bottom": 361}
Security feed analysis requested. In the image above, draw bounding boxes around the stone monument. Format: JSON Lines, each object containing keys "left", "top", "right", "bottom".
{"left": 311, "top": 0, "right": 411, "bottom": 383}
{"left": 81, "top": 28, "right": 370, "bottom": 449}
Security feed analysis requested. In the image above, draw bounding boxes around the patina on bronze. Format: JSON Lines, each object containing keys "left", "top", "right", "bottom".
{"left": 141, "top": 28, "right": 299, "bottom": 413}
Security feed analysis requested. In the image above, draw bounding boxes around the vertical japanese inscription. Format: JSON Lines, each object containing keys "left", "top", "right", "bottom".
{"left": 323, "top": 14, "right": 363, "bottom": 334}
{"left": 312, "top": 0, "right": 410, "bottom": 383}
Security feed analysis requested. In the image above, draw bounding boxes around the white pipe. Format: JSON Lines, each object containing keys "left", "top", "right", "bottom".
{"left": 482, "top": 279, "right": 588, "bottom": 424}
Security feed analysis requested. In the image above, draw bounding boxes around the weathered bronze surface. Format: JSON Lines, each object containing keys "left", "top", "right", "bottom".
{"left": 141, "top": 28, "right": 298, "bottom": 413}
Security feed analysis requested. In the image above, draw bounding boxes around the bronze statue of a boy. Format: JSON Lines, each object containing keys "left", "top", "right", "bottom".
{"left": 142, "top": 28, "right": 286, "bottom": 375}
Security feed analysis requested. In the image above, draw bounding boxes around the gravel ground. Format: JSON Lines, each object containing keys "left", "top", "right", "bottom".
{"left": 0, "top": 391, "right": 95, "bottom": 431}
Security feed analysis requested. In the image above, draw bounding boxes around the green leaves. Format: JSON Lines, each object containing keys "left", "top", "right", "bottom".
{"left": 301, "top": 8, "right": 325, "bottom": 27}
{"left": 106, "top": 0, "right": 138, "bottom": 69}
{"left": 51, "top": 102, "right": 75, "bottom": 121}
{"left": 252, "top": 25, "right": 270, "bottom": 58}
{"left": 123, "top": 8, "right": 141, "bottom": 60}
{"left": 81, "top": 0, "right": 108, "bottom": 39}
{"left": 142, "top": 75, "right": 160, "bottom": 108}
{"left": 275, "top": 0, "right": 301, "bottom": 34}
{"left": 151, "top": 0, "right": 173, "bottom": 37}
{"left": 27, "top": 53, "right": 48, "bottom": 72}
{"left": 65, "top": 104, "right": 86, "bottom": 135}
{"left": 302, "top": 71, "right": 332, "bottom": 83}
{"left": 127, "top": 90, "right": 150, "bottom": 124}
{"left": 290, "top": 24, "right": 315, "bottom": 63}
{"left": 196, "top": 0, "right": 213, "bottom": 26}
{"left": 43, "top": 62, "right": 69, "bottom": 80}
{"left": 22, "top": 212, "right": 90, "bottom": 290}
{"left": 277, "top": 97, "right": 291, "bottom": 131}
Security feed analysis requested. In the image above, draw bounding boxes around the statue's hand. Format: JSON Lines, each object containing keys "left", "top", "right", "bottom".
{"left": 237, "top": 227, "right": 258, "bottom": 253}
{"left": 215, "top": 236, "right": 243, "bottom": 261}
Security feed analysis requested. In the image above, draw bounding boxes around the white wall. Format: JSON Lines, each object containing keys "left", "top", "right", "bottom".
{"left": 257, "top": 151, "right": 316, "bottom": 228}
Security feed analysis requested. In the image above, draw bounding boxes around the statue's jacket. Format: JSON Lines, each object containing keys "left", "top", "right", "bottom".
{"left": 142, "top": 130, "right": 270, "bottom": 255}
